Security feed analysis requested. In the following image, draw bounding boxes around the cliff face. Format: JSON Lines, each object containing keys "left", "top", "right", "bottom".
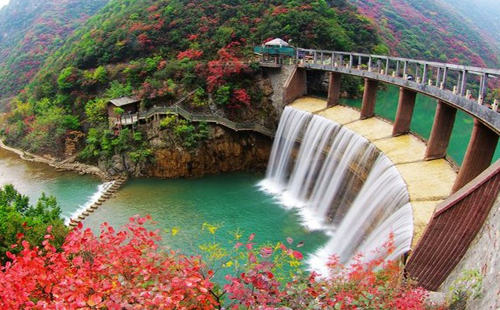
{"left": 101, "top": 123, "right": 272, "bottom": 178}
{"left": 148, "top": 126, "right": 271, "bottom": 178}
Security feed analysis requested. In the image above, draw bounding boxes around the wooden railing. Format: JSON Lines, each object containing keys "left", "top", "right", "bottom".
{"left": 113, "top": 93, "right": 274, "bottom": 138}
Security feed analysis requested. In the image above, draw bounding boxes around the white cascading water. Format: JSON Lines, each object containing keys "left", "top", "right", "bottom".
{"left": 262, "top": 108, "right": 312, "bottom": 194}
{"left": 65, "top": 181, "right": 115, "bottom": 225}
{"left": 260, "top": 106, "right": 413, "bottom": 273}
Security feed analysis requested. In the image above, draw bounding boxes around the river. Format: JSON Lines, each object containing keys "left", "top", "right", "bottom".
{"left": 0, "top": 147, "right": 328, "bottom": 260}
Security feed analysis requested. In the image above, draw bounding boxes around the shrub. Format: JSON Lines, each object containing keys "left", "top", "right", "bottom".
{"left": 0, "top": 217, "right": 436, "bottom": 309}
{"left": 0, "top": 185, "right": 68, "bottom": 265}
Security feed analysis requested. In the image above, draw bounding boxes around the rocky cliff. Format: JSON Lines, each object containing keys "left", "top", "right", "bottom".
{"left": 150, "top": 129, "right": 271, "bottom": 178}
{"left": 102, "top": 122, "right": 272, "bottom": 178}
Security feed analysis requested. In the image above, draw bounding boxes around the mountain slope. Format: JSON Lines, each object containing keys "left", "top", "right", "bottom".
{"left": 440, "top": 0, "right": 500, "bottom": 51}
{"left": 348, "top": 0, "right": 499, "bottom": 67}
{"left": 2, "top": 0, "right": 381, "bottom": 155}
{"left": 0, "top": 0, "right": 109, "bottom": 98}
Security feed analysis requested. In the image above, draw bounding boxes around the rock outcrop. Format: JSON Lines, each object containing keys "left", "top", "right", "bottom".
{"left": 148, "top": 125, "right": 271, "bottom": 178}
{"left": 100, "top": 122, "right": 272, "bottom": 178}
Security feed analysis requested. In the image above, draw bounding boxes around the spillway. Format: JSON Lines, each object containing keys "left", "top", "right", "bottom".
{"left": 261, "top": 106, "right": 413, "bottom": 272}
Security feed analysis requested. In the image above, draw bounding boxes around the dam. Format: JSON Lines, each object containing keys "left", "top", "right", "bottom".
{"left": 257, "top": 46, "right": 500, "bottom": 307}
{"left": 288, "top": 97, "right": 457, "bottom": 245}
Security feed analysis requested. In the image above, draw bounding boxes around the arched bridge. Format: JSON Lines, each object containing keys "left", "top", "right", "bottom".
{"left": 296, "top": 48, "right": 500, "bottom": 133}
{"left": 279, "top": 48, "right": 500, "bottom": 193}
{"left": 260, "top": 49, "right": 500, "bottom": 292}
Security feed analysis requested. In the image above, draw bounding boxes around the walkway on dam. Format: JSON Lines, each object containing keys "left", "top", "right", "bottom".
{"left": 289, "top": 97, "right": 458, "bottom": 245}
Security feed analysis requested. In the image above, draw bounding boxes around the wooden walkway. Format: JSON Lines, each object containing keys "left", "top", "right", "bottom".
{"left": 112, "top": 92, "right": 274, "bottom": 138}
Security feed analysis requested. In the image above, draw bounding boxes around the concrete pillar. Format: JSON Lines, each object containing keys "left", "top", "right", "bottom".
{"left": 425, "top": 100, "right": 457, "bottom": 160}
{"left": 452, "top": 119, "right": 499, "bottom": 192}
{"left": 360, "top": 79, "right": 378, "bottom": 119}
{"left": 392, "top": 87, "right": 417, "bottom": 136}
{"left": 283, "top": 67, "right": 307, "bottom": 104}
{"left": 327, "top": 72, "right": 342, "bottom": 107}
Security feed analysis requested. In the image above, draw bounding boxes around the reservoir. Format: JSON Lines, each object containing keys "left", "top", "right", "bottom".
{"left": 1, "top": 86, "right": 495, "bottom": 263}
{"left": 0, "top": 147, "right": 328, "bottom": 259}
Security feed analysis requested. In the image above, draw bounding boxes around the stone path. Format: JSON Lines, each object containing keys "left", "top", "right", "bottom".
{"left": 68, "top": 175, "right": 128, "bottom": 228}
{"left": 289, "top": 97, "right": 458, "bottom": 246}
{"left": 0, "top": 139, "right": 109, "bottom": 179}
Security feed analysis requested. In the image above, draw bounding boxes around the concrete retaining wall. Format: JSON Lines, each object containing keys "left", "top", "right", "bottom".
{"left": 439, "top": 191, "right": 500, "bottom": 309}
{"left": 262, "top": 65, "right": 295, "bottom": 115}
{"left": 406, "top": 160, "right": 500, "bottom": 292}
{"left": 283, "top": 67, "right": 307, "bottom": 105}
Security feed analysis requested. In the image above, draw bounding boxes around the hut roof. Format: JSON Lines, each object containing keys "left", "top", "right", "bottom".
{"left": 264, "top": 38, "right": 289, "bottom": 47}
{"left": 109, "top": 97, "right": 140, "bottom": 107}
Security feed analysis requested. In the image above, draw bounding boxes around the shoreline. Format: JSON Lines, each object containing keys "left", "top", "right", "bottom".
{"left": 0, "top": 138, "right": 129, "bottom": 227}
{"left": 0, "top": 138, "right": 111, "bottom": 181}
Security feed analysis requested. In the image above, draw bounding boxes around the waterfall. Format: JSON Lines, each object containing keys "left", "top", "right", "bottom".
{"left": 262, "top": 107, "right": 312, "bottom": 194}
{"left": 260, "top": 107, "right": 413, "bottom": 273}
{"left": 65, "top": 181, "right": 115, "bottom": 225}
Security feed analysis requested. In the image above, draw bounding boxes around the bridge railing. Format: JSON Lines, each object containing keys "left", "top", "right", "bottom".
{"left": 296, "top": 48, "right": 500, "bottom": 108}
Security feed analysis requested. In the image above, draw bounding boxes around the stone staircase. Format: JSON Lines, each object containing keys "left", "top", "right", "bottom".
{"left": 68, "top": 175, "right": 128, "bottom": 228}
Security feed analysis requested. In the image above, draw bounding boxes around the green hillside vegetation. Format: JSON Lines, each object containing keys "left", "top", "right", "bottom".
{"left": 441, "top": 0, "right": 500, "bottom": 51}
{"left": 0, "top": 184, "right": 68, "bottom": 265}
{"left": 348, "top": 0, "right": 499, "bottom": 67}
{"left": 0, "top": 0, "right": 109, "bottom": 99}
{"left": 1, "top": 0, "right": 380, "bottom": 159}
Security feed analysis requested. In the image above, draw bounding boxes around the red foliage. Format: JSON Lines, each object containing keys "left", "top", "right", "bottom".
{"left": 137, "top": 33, "right": 152, "bottom": 47}
{"left": 157, "top": 60, "right": 167, "bottom": 70}
{"left": 0, "top": 217, "right": 217, "bottom": 309}
{"left": 0, "top": 218, "right": 434, "bottom": 309}
{"left": 135, "top": 80, "right": 174, "bottom": 99}
{"left": 146, "top": 5, "right": 158, "bottom": 12}
{"left": 231, "top": 88, "right": 251, "bottom": 106}
{"left": 177, "top": 49, "right": 204, "bottom": 60}
{"left": 22, "top": 116, "right": 35, "bottom": 134}
{"left": 206, "top": 48, "right": 248, "bottom": 91}
{"left": 129, "top": 22, "right": 153, "bottom": 32}
{"left": 272, "top": 6, "right": 289, "bottom": 16}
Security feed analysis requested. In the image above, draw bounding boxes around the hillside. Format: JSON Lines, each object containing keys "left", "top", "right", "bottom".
{"left": 441, "top": 0, "right": 500, "bottom": 51}
{"left": 1, "top": 0, "right": 380, "bottom": 157}
{"left": 0, "top": 0, "right": 109, "bottom": 99}
{"left": 348, "top": 0, "right": 500, "bottom": 67}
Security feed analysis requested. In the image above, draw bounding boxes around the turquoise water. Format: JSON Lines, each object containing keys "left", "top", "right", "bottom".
{"left": 83, "top": 173, "right": 328, "bottom": 257}
{"left": 3, "top": 85, "right": 498, "bottom": 264}
{"left": 0, "top": 148, "right": 102, "bottom": 220}
{"left": 0, "top": 147, "right": 328, "bottom": 261}
{"left": 340, "top": 85, "right": 500, "bottom": 165}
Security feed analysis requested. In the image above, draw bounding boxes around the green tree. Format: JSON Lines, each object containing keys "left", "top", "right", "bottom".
{"left": 0, "top": 185, "right": 68, "bottom": 265}
{"left": 85, "top": 98, "right": 108, "bottom": 126}
{"left": 93, "top": 66, "right": 108, "bottom": 84}
{"left": 57, "top": 67, "right": 82, "bottom": 91}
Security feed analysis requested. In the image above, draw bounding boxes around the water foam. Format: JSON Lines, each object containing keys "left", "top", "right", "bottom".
{"left": 65, "top": 181, "right": 115, "bottom": 225}
{"left": 260, "top": 107, "right": 413, "bottom": 275}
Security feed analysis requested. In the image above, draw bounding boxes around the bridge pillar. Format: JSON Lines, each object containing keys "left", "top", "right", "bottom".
{"left": 392, "top": 87, "right": 417, "bottom": 136}
{"left": 327, "top": 72, "right": 342, "bottom": 107}
{"left": 452, "top": 119, "right": 499, "bottom": 193}
{"left": 360, "top": 79, "right": 378, "bottom": 119}
{"left": 425, "top": 101, "right": 457, "bottom": 160}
